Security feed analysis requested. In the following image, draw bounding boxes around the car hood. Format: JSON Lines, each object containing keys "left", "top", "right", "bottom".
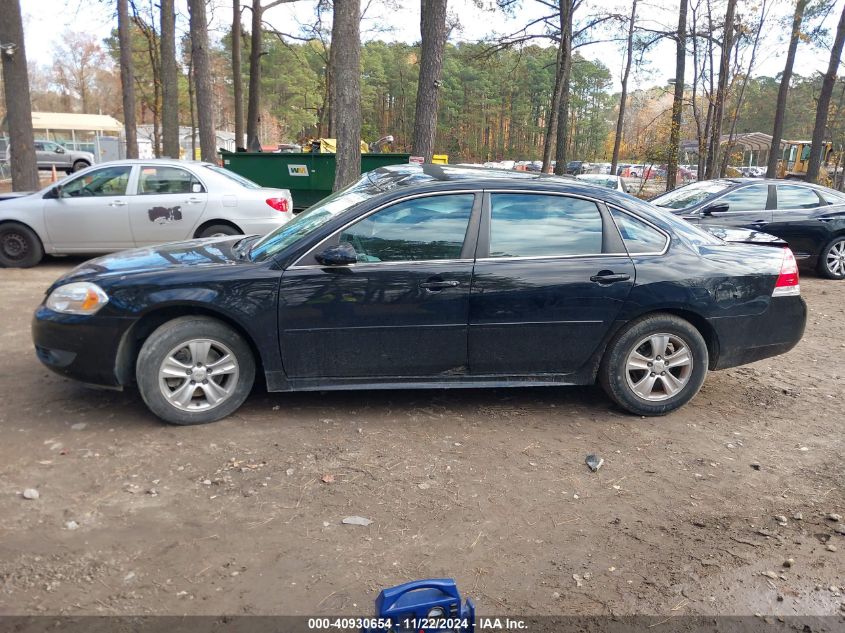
{"left": 701, "top": 226, "right": 787, "bottom": 247}
{"left": 54, "top": 236, "right": 254, "bottom": 286}
{"left": 0, "top": 191, "right": 35, "bottom": 202}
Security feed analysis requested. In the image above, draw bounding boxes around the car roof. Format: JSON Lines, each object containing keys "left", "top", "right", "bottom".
{"left": 368, "top": 163, "right": 577, "bottom": 189}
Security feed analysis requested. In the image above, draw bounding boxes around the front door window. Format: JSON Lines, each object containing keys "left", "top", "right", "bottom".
{"left": 60, "top": 166, "right": 132, "bottom": 198}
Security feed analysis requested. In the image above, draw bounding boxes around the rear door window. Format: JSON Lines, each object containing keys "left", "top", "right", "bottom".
{"left": 138, "top": 166, "right": 204, "bottom": 195}
{"left": 777, "top": 184, "right": 822, "bottom": 210}
{"left": 488, "top": 193, "right": 603, "bottom": 258}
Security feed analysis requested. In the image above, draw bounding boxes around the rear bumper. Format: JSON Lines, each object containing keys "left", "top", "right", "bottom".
{"left": 710, "top": 296, "right": 807, "bottom": 370}
{"left": 32, "top": 307, "right": 135, "bottom": 388}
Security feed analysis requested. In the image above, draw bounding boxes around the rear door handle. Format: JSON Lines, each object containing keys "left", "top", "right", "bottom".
{"left": 420, "top": 279, "right": 460, "bottom": 290}
{"left": 590, "top": 272, "right": 631, "bottom": 284}
{"left": 109, "top": 200, "right": 127, "bottom": 207}
{"left": 185, "top": 197, "right": 203, "bottom": 204}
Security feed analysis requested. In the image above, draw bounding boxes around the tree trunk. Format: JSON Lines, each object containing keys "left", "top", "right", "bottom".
{"left": 766, "top": 0, "right": 806, "bottom": 178}
{"left": 232, "top": 0, "right": 245, "bottom": 149}
{"left": 331, "top": 0, "right": 361, "bottom": 190}
{"left": 246, "top": 0, "right": 263, "bottom": 149}
{"left": 806, "top": 2, "right": 845, "bottom": 183}
{"left": 553, "top": 0, "right": 572, "bottom": 176}
{"left": 189, "top": 0, "right": 217, "bottom": 162}
{"left": 611, "top": 0, "right": 637, "bottom": 175}
{"left": 160, "top": 0, "right": 180, "bottom": 158}
{"left": 0, "top": 0, "right": 38, "bottom": 191}
{"left": 541, "top": 42, "right": 564, "bottom": 172}
{"left": 705, "top": 0, "right": 737, "bottom": 179}
{"left": 666, "top": 0, "right": 687, "bottom": 191}
{"left": 411, "top": 0, "right": 448, "bottom": 161}
{"left": 117, "top": 0, "right": 138, "bottom": 159}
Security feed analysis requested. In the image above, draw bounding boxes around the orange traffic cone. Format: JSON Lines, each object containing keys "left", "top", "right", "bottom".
{"left": 51, "top": 164, "right": 58, "bottom": 182}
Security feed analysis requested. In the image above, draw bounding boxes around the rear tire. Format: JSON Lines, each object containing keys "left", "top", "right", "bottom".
{"left": 599, "top": 313, "right": 708, "bottom": 416}
{"left": 817, "top": 236, "right": 845, "bottom": 280}
{"left": 0, "top": 222, "right": 44, "bottom": 268}
{"left": 197, "top": 224, "right": 241, "bottom": 239}
{"left": 136, "top": 316, "right": 255, "bottom": 425}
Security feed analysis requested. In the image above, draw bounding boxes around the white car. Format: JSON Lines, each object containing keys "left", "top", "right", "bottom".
{"left": 575, "top": 173, "right": 634, "bottom": 194}
{"left": 0, "top": 159, "right": 293, "bottom": 267}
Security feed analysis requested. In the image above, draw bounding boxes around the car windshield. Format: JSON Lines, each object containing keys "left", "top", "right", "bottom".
{"left": 651, "top": 180, "right": 732, "bottom": 210}
{"left": 204, "top": 164, "right": 261, "bottom": 189}
{"left": 248, "top": 174, "right": 382, "bottom": 261}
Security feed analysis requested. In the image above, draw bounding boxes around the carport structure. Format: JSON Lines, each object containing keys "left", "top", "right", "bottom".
{"left": 681, "top": 132, "right": 776, "bottom": 167}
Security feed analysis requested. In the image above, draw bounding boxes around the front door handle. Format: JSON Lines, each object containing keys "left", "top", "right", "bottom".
{"left": 420, "top": 279, "right": 460, "bottom": 290}
{"left": 185, "top": 197, "right": 203, "bottom": 204}
{"left": 749, "top": 220, "right": 767, "bottom": 226}
{"left": 109, "top": 200, "right": 128, "bottom": 207}
{"left": 590, "top": 272, "right": 631, "bottom": 284}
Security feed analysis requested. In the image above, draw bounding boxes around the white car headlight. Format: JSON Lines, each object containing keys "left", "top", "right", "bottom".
{"left": 46, "top": 282, "right": 109, "bottom": 315}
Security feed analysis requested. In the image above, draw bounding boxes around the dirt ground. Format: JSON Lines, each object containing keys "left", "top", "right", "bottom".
{"left": 0, "top": 258, "right": 842, "bottom": 618}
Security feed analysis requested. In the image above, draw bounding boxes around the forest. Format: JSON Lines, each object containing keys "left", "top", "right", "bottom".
{"left": 2, "top": 0, "right": 845, "bottom": 192}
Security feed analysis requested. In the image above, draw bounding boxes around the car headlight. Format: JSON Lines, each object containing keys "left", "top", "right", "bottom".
{"left": 46, "top": 282, "right": 109, "bottom": 315}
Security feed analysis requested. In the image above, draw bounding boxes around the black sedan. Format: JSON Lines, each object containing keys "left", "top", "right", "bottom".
{"left": 651, "top": 178, "right": 845, "bottom": 279}
{"left": 32, "top": 165, "right": 807, "bottom": 425}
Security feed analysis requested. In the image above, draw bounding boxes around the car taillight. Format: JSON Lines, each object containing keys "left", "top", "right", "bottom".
{"left": 772, "top": 247, "right": 800, "bottom": 297}
{"left": 266, "top": 197, "right": 289, "bottom": 213}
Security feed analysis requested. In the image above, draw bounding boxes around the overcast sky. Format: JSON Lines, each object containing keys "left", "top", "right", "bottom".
{"left": 21, "top": 0, "right": 845, "bottom": 93}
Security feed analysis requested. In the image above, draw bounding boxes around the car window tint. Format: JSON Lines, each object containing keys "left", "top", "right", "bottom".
{"left": 339, "top": 194, "right": 474, "bottom": 262}
{"left": 719, "top": 185, "right": 769, "bottom": 212}
{"left": 138, "top": 166, "right": 203, "bottom": 194}
{"left": 61, "top": 166, "right": 132, "bottom": 197}
{"left": 489, "top": 194, "right": 603, "bottom": 257}
{"left": 777, "top": 184, "right": 821, "bottom": 210}
{"left": 610, "top": 209, "right": 667, "bottom": 254}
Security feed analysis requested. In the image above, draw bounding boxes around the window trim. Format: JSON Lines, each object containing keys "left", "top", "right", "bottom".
{"left": 135, "top": 164, "right": 207, "bottom": 196}
{"left": 476, "top": 189, "right": 632, "bottom": 261}
{"left": 288, "top": 190, "right": 483, "bottom": 270}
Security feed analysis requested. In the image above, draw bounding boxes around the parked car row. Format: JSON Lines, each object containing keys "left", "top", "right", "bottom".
{"left": 28, "top": 164, "right": 807, "bottom": 426}
{"left": 650, "top": 178, "right": 845, "bottom": 279}
{"left": 0, "top": 159, "right": 293, "bottom": 267}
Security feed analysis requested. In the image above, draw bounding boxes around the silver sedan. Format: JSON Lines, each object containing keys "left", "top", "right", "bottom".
{"left": 0, "top": 159, "right": 293, "bottom": 267}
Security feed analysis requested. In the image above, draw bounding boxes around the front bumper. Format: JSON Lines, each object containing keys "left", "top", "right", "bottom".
{"left": 32, "top": 306, "right": 135, "bottom": 388}
{"left": 710, "top": 295, "right": 807, "bottom": 370}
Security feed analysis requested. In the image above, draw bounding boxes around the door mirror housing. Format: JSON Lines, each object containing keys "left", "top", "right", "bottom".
{"left": 44, "top": 185, "right": 62, "bottom": 199}
{"left": 55, "top": 146, "right": 65, "bottom": 154}
{"left": 702, "top": 202, "right": 729, "bottom": 215}
{"left": 315, "top": 242, "right": 357, "bottom": 266}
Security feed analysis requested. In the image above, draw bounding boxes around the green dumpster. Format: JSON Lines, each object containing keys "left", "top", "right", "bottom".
{"left": 221, "top": 152, "right": 411, "bottom": 210}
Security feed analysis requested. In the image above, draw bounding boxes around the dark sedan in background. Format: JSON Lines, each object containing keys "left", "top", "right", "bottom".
{"left": 651, "top": 178, "right": 845, "bottom": 279}
{"left": 32, "top": 165, "right": 806, "bottom": 425}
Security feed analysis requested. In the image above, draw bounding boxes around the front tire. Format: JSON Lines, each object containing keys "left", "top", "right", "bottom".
{"left": 817, "top": 236, "right": 845, "bottom": 280}
{"left": 599, "top": 314, "right": 708, "bottom": 416}
{"left": 71, "top": 160, "right": 89, "bottom": 172}
{"left": 0, "top": 222, "right": 44, "bottom": 268}
{"left": 136, "top": 316, "right": 255, "bottom": 425}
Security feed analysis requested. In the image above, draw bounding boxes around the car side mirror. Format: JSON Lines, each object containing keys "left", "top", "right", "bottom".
{"left": 702, "top": 202, "right": 729, "bottom": 215}
{"left": 45, "top": 185, "right": 62, "bottom": 199}
{"left": 55, "top": 147, "right": 65, "bottom": 154}
{"left": 315, "top": 243, "right": 357, "bottom": 266}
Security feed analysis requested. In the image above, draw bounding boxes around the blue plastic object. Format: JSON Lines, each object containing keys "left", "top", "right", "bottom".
{"left": 362, "top": 578, "right": 475, "bottom": 632}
